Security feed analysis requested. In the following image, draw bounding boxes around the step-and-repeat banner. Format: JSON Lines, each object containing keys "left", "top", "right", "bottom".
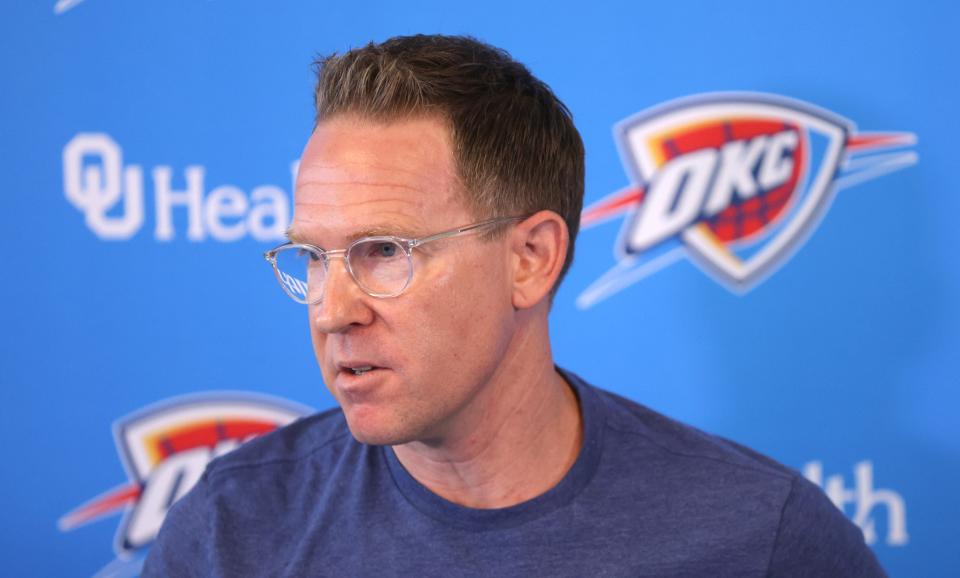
{"left": 3, "top": 1, "right": 957, "bottom": 576}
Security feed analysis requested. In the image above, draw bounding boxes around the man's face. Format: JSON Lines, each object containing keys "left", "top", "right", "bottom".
{"left": 291, "top": 115, "right": 518, "bottom": 446}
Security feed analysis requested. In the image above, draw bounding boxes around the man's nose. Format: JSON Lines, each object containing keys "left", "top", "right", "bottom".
{"left": 311, "top": 257, "right": 374, "bottom": 334}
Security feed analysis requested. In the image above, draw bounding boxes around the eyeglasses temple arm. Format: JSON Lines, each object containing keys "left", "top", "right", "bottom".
{"left": 410, "top": 216, "right": 524, "bottom": 248}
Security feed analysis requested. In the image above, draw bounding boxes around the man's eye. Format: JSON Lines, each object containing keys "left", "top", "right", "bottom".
{"left": 371, "top": 242, "right": 399, "bottom": 258}
{"left": 296, "top": 247, "right": 321, "bottom": 261}
{"left": 356, "top": 241, "right": 402, "bottom": 259}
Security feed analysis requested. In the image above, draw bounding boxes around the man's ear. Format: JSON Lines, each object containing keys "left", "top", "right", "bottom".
{"left": 509, "top": 210, "right": 569, "bottom": 309}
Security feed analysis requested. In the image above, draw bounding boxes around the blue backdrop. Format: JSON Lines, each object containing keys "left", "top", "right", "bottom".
{"left": 2, "top": 1, "right": 957, "bottom": 576}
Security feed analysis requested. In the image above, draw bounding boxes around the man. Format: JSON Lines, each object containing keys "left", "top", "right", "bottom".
{"left": 145, "top": 35, "right": 885, "bottom": 577}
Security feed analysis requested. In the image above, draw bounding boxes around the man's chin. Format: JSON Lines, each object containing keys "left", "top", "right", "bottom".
{"left": 346, "top": 428, "right": 404, "bottom": 447}
{"left": 341, "top": 408, "right": 415, "bottom": 446}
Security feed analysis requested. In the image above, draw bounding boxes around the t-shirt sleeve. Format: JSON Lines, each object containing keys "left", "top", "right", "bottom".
{"left": 140, "top": 471, "right": 213, "bottom": 578}
{"left": 766, "top": 475, "right": 887, "bottom": 577}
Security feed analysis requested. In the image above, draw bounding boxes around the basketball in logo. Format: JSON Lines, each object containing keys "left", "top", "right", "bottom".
{"left": 578, "top": 92, "right": 917, "bottom": 307}
{"left": 59, "top": 392, "right": 310, "bottom": 554}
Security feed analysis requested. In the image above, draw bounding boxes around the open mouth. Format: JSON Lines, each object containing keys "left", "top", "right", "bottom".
{"left": 350, "top": 366, "right": 374, "bottom": 376}
{"left": 338, "top": 363, "right": 382, "bottom": 378}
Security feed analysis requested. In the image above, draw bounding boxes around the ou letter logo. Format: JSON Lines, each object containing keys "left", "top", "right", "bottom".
{"left": 63, "top": 133, "right": 144, "bottom": 239}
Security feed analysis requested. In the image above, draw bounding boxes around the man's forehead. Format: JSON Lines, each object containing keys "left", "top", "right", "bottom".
{"left": 300, "top": 115, "right": 459, "bottom": 179}
{"left": 290, "top": 189, "right": 447, "bottom": 244}
{"left": 290, "top": 116, "right": 472, "bottom": 246}
{"left": 295, "top": 163, "right": 438, "bottom": 192}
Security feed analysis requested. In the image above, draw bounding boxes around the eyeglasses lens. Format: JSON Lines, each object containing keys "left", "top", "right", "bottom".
{"left": 347, "top": 239, "right": 410, "bottom": 296}
{"left": 273, "top": 240, "right": 411, "bottom": 303}
{"left": 272, "top": 247, "right": 322, "bottom": 304}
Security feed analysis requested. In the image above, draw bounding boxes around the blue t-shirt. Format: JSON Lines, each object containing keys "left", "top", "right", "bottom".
{"left": 144, "top": 370, "right": 885, "bottom": 577}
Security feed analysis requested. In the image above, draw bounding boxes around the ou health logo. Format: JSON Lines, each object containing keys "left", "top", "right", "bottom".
{"left": 62, "top": 133, "right": 294, "bottom": 242}
{"left": 577, "top": 92, "right": 918, "bottom": 308}
{"left": 59, "top": 393, "right": 310, "bottom": 575}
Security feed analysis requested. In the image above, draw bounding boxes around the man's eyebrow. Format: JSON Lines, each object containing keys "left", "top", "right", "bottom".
{"left": 285, "top": 223, "right": 425, "bottom": 245}
{"left": 348, "top": 224, "right": 423, "bottom": 240}
{"left": 285, "top": 227, "right": 304, "bottom": 244}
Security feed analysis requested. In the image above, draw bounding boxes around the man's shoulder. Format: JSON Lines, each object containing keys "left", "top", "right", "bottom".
{"left": 143, "top": 408, "right": 366, "bottom": 577}
{"left": 578, "top": 379, "right": 884, "bottom": 575}
{"left": 204, "top": 405, "right": 355, "bottom": 483}
{"left": 591, "top": 383, "right": 795, "bottom": 482}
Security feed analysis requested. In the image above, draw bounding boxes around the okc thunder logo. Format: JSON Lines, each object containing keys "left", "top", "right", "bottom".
{"left": 59, "top": 393, "right": 309, "bottom": 572}
{"left": 577, "top": 92, "right": 918, "bottom": 308}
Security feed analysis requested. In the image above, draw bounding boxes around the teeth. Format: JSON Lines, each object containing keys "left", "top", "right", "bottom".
{"left": 351, "top": 366, "right": 373, "bottom": 376}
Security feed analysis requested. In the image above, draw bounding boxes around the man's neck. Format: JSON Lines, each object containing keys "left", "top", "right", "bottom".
{"left": 391, "top": 319, "right": 583, "bottom": 509}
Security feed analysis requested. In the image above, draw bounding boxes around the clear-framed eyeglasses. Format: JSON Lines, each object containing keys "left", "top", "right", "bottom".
{"left": 264, "top": 216, "right": 525, "bottom": 304}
